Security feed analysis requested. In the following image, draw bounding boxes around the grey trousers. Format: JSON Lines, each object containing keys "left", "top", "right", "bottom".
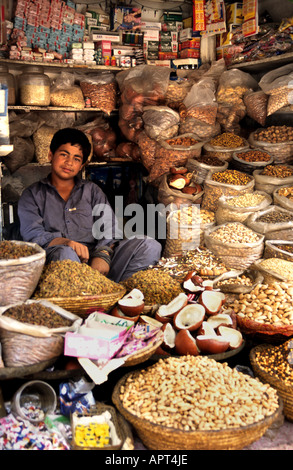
{"left": 46, "top": 236, "right": 162, "bottom": 283}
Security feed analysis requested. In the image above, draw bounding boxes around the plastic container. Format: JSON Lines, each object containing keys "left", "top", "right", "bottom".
{"left": 18, "top": 65, "right": 50, "bottom": 106}
{"left": 11, "top": 380, "right": 57, "bottom": 423}
{"left": 0, "top": 64, "right": 16, "bottom": 105}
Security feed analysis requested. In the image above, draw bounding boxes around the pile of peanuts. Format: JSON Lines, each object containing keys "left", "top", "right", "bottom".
{"left": 119, "top": 356, "right": 279, "bottom": 431}
{"left": 226, "top": 193, "right": 266, "bottom": 208}
{"left": 233, "top": 282, "right": 293, "bottom": 325}
{"left": 210, "top": 223, "right": 260, "bottom": 244}
{"left": 170, "top": 207, "right": 215, "bottom": 225}
{"left": 210, "top": 133, "right": 246, "bottom": 148}
{"left": 212, "top": 169, "right": 252, "bottom": 186}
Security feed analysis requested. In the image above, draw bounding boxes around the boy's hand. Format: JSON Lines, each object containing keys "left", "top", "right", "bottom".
{"left": 90, "top": 257, "right": 110, "bottom": 276}
{"left": 66, "top": 240, "right": 89, "bottom": 262}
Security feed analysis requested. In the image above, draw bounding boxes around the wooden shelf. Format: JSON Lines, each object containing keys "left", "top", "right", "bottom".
{"left": 228, "top": 51, "right": 293, "bottom": 74}
{"left": 8, "top": 105, "right": 118, "bottom": 112}
{"left": 0, "top": 57, "right": 123, "bottom": 72}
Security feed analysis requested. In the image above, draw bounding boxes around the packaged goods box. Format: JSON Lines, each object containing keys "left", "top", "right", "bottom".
{"left": 179, "top": 38, "right": 200, "bottom": 50}
{"left": 226, "top": 3, "right": 243, "bottom": 25}
{"left": 179, "top": 28, "right": 200, "bottom": 42}
{"left": 91, "top": 32, "right": 120, "bottom": 42}
{"left": 179, "top": 48, "right": 200, "bottom": 59}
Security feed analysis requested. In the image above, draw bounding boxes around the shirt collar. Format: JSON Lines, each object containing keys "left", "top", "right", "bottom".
{"left": 41, "top": 174, "right": 85, "bottom": 189}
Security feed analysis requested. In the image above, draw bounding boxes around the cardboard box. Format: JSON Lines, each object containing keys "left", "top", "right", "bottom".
{"left": 147, "top": 59, "right": 171, "bottom": 67}
{"left": 179, "top": 48, "right": 200, "bottom": 59}
{"left": 158, "top": 51, "right": 177, "bottom": 60}
{"left": 96, "top": 39, "right": 111, "bottom": 56}
{"left": 226, "top": 3, "right": 243, "bottom": 25}
{"left": 180, "top": 38, "right": 200, "bottom": 50}
{"left": 141, "top": 29, "right": 160, "bottom": 41}
{"left": 64, "top": 312, "right": 133, "bottom": 361}
{"left": 179, "top": 28, "right": 200, "bottom": 42}
{"left": 91, "top": 32, "right": 120, "bottom": 42}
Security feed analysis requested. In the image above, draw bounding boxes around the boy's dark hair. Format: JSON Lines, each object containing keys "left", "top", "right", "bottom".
{"left": 50, "top": 128, "right": 91, "bottom": 164}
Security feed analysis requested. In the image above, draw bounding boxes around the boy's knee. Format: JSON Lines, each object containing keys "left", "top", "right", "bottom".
{"left": 46, "top": 245, "right": 80, "bottom": 263}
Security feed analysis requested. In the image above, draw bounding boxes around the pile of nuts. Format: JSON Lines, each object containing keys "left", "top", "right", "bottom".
{"left": 261, "top": 165, "right": 293, "bottom": 178}
{"left": 278, "top": 186, "right": 293, "bottom": 200}
{"left": 233, "top": 282, "right": 293, "bottom": 325}
{"left": 119, "top": 356, "right": 279, "bottom": 431}
{"left": 169, "top": 206, "right": 215, "bottom": 225}
{"left": 226, "top": 193, "right": 266, "bottom": 208}
{"left": 166, "top": 136, "right": 198, "bottom": 147}
{"left": 209, "top": 133, "right": 246, "bottom": 148}
{"left": 253, "top": 126, "right": 293, "bottom": 143}
{"left": 0, "top": 241, "right": 38, "bottom": 259}
{"left": 253, "top": 340, "right": 293, "bottom": 385}
{"left": 236, "top": 150, "right": 271, "bottom": 162}
{"left": 256, "top": 210, "right": 293, "bottom": 224}
{"left": 3, "top": 303, "right": 72, "bottom": 328}
{"left": 195, "top": 155, "right": 225, "bottom": 166}
{"left": 209, "top": 223, "right": 260, "bottom": 244}
{"left": 258, "top": 258, "right": 293, "bottom": 280}
{"left": 216, "top": 275, "right": 253, "bottom": 287}
{"left": 212, "top": 169, "right": 252, "bottom": 186}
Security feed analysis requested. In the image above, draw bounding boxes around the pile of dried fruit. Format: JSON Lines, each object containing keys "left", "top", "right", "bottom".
{"left": 0, "top": 241, "right": 38, "bottom": 259}
{"left": 34, "top": 260, "right": 124, "bottom": 298}
{"left": 122, "top": 269, "right": 182, "bottom": 305}
{"left": 3, "top": 303, "right": 72, "bottom": 328}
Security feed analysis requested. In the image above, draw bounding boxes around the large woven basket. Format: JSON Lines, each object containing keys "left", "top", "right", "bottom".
{"left": 112, "top": 371, "right": 282, "bottom": 450}
{"left": 39, "top": 289, "right": 126, "bottom": 318}
{"left": 250, "top": 343, "right": 293, "bottom": 421}
{"left": 0, "top": 241, "right": 45, "bottom": 306}
{"left": 236, "top": 313, "right": 293, "bottom": 344}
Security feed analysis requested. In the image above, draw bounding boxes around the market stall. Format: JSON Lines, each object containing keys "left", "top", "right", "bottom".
{"left": 2, "top": 0, "right": 293, "bottom": 454}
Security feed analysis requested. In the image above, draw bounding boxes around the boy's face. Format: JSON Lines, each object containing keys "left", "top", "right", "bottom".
{"left": 48, "top": 143, "right": 84, "bottom": 180}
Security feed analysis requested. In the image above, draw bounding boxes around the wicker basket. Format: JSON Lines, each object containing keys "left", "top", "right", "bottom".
{"left": 39, "top": 289, "right": 126, "bottom": 318}
{"left": 236, "top": 313, "right": 293, "bottom": 344}
{"left": 112, "top": 371, "right": 282, "bottom": 450}
{"left": 71, "top": 403, "right": 129, "bottom": 450}
{"left": 250, "top": 343, "right": 293, "bottom": 421}
{"left": 0, "top": 241, "right": 45, "bottom": 306}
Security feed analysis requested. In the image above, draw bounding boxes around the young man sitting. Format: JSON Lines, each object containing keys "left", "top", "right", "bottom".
{"left": 18, "top": 127, "right": 161, "bottom": 282}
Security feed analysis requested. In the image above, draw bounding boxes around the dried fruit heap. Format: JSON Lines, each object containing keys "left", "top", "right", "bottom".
{"left": 0, "top": 241, "right": 38, "bottom": 259}
{"left": 34, "top": 260, "right": 124, "bottom": 298}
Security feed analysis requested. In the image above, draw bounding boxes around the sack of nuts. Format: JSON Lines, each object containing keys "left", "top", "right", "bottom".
{"left": 259, "top": 63, "right": 293, "bottom": 115}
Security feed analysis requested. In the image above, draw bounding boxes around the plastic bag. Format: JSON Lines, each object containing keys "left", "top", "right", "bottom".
{"left": 259, "top": 63, "right": 293, "bottom": 115}
{"left": 80, "top": 72, "right": 117, "bottom": 114}
{"left": 179, "top": 117, "right": 221, "bottom": 140}
{"left": 183, "top": 78, "right": 218, "bottom": 126}
{"left": 217, "top": 69, "right": 258, "bottom": 105}
{"left": 164, "top": 79, "right": 194, "bottom": 109}
{"left": 147, "top": 134, "right": 206, "bottom": 183}
{"left": 33, "top": 125, "right": 58, "bottom": 164}
{"left": 142, "top": 106, "right": 180, "bottom": 141}
{"left": 243, "top": 90, "right": 268, "bottom": 126}
{"left": 9, "top": 111, "right": 45, "bottom": 138}
{"left": 2, "top": 136, "right": 34, "bottom": 173}
{"left": 50, "top": 71, "right": 85, "bottom": 108}
{"left": 116, "top": 65, "right": 170, "bottom": 142}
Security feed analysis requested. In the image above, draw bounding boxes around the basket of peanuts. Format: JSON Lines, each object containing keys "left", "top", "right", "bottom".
{"left": 112, "top": 356, "right": 282, "bottom": 450}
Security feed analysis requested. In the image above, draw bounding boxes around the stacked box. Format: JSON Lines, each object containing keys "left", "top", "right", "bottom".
{"left": 178, "top": 28, "right": 200, "bottom": 59}
{"left": 11, "top": 0, "right": 85, "bottom": 59}
{"left": 226, "top": 3, "right": 243, "bottom": 26}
